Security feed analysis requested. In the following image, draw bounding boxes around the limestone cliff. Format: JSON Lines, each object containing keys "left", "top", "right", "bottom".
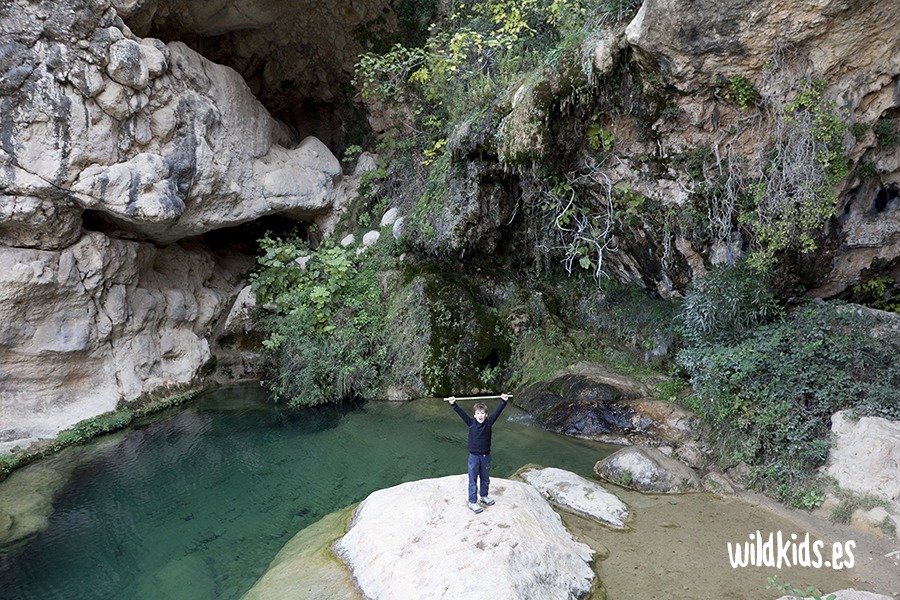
{"left": 425, "top": 0, "right": 899, "bottom": 298}
{"left": 0, "top": 0, "right": 344, "bottom": 451}
{"left": 625, "top": 0, "right": 900, "bottom": 297}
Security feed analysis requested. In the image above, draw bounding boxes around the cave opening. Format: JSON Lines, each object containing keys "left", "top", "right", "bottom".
{"left": 117, "top": 0, "right": 439, "bottom": 156}
{"left": 201, "top": 214, "right": 317, "bottom": 256}
{"left": 82, "top": 207, "right": 315, "bottom": 257}
{"left": 874, "top": 186, "right": 897, "bottom": 213}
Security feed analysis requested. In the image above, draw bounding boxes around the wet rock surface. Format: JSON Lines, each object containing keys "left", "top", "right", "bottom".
{"left": 516, "top": 365, "right": 698, "bottom": 445}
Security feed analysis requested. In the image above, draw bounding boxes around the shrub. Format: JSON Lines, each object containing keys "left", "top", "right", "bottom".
{"left": 744, "top": 79, "right": 849, "bottom": 268}
{"left": 851, "top": 275, "right": 899, "bottom": 313}
{"left": 874, "top": 118, "right": 899, "bottom": 149}
{"left": 678, "top": 263, "right": 781, "bottom": 345}
{"left": 251, "top": 235, "right": 394, "bottom": 406}
{"left": 850, "top": 122, "right": 868, "bottom": 139}
{"left": 723, "top": 74, "right": 759, "bottom": 109}
{"left": 678, "top": 301, "right": 900, "bottom": 497}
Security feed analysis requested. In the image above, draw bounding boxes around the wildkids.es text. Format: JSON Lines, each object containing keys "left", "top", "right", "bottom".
{"left": 727, "top": 530, "right": 855, "bottom": 570}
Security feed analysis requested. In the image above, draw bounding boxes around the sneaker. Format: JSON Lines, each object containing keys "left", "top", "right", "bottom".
{"left": 468, "top": 502, "right": 483, "bottom": 514}
{"left": 479, "top": 496, "right": 495, "bottom": 506}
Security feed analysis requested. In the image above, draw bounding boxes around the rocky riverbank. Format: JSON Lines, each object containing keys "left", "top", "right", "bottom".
{"left": 243, "top": 467, "right": 900, "bottom": 600}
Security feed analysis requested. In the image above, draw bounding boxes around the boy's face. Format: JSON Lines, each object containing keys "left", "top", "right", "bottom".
{"left": 474, "top": 409, "right": 487, "bottom": 423}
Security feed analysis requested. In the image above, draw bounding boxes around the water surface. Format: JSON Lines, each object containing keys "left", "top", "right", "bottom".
{"left": 0, "top": 386, "right": 615, "bottom": 600}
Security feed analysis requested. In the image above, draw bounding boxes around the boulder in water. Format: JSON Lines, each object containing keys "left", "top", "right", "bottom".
{"left": 594, "top": 446, "right": 702, "bottom": 493}
{"left": 519, "top": 466, "right": 630, "bottom": 529}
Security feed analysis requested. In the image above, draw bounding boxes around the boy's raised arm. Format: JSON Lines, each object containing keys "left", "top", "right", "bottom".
{"left": 487, "top": 394, "right": 510, "bottom": 425}
{"left": 447, "top": 396, "right": 473, "bottom": 425}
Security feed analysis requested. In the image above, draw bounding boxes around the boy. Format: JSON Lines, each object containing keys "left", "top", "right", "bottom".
{"left": 446, "top": 394, "right": 510, "bottom": 513}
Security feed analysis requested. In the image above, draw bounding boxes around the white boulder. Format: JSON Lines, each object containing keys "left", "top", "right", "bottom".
{"left": 379, "top": 207, "right": 399, "bottom": 227}
{"left": 594, "top": 446, "right": 702, "bottom": 493}
{"left": 392, "top": 216, "right": 405, "bottom": 240}
{"left": 827, "top": 411, "right": 900, "bottom": 509}
{"left": 519, "top": 466, "right": 630, "bottom": 529}
{"left": 334, "top": 475, "right": 596, "bottom": 600}
{"left": 362, "top": 230, "right": 380, "bottom": 247}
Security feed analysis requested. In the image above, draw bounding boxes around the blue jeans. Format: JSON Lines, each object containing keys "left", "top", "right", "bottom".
{"left": 467, "top": 453, "right": 491, "bottom": 504}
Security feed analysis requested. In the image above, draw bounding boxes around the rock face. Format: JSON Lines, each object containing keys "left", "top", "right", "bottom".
{"left": 334, "top": 475, "right": 596, "bottom": 600}
{"left": 0, "top": 0, "right": 343, "bottom": 450}
{"left": 112, "top": 0, "right": 400, "bottom": 145}
{"left": 627, "top": 0, "right": 899, "bottom": 100}
{"left": 1, "top": 0, "right": 341, "bottom": 245}
{"left": 515, "top": 363, "right": 698, "bottom": 445}
{"left": 594, "top": 446, "right": 702, "bottom": 493}
{"left": 826, "top": 411, "right": 900, "bottom": 509}
{"left": 0, "top": 232, "right": 254, "bottom": 452}
{"left": 519, "top": 466, "right": 630, "bottom": 529}
{"left": 623, "top": 0, "right": 900, "bottom": 297}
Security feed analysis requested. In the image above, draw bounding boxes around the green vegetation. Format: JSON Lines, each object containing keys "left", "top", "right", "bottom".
{"left": 678, "top": 262, "right": 781, "bottom": 345}
{"left": 829, "top": 488, "right": 892, "bottom": 525}
{"left": 856, "top": 160, "right": 877, "bottom": 180}
{"left": 873, "top": 117, "right": 899, "bottom": 149}
{"left": 722, "top": 74, "right": 759, "bottom": 109}
{"left": 678, "top": 300, "right": 900, "bottom": 507}
{"left": 767, "top": 576, "right": 835, "bottom": 600}
{"left": 851, "top": 275, "right": 900, "bottom": 313}
{"left": 850, "top": 122, "right": 869, "bottom": 139}
{"left": 744, "top": 79, "right": 849, "bottom": 269}
{"left": 250, "top": 229, "right": 515, "bottom": 402}
{"left": 352, "top": 0, "right": 642, "bottom": 263}
{"left": 251, "top": 234, "right": 394, "bottom": 406}
{"left": 503, "top": 273, "right": 679, "bottom": 387}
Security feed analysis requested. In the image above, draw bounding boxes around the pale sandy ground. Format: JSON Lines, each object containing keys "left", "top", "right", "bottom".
{"left": 564, "top": 487, "right": 900, "bottom": 600}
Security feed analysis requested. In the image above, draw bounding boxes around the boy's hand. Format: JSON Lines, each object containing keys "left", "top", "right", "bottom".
{"left": 500, "top": 393, "right": 510, "bottom": 402}
{"left": 446, "top": 396, "right": 456, "bottom": 404}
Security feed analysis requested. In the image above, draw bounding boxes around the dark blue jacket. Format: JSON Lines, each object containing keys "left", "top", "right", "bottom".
{"left": 452, "top": 400, "right": 508, "bottom": 455}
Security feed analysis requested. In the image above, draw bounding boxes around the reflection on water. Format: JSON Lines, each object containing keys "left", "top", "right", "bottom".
{"left": 0, "top": 387, "right": 615, "bottom": 600}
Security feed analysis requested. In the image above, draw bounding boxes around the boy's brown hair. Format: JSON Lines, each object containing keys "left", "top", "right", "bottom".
{"left": 473, "top": 402, "right": 488, "bottom": 414}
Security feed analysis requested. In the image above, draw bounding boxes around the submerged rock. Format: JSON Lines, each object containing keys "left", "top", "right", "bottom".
{"left": 0, "top": 450, "right": 86, "bottom": 548}
{"left": 334, "top": 474, "right": 596, "bottom": 600}
{"left": 242, "top": 509, "right": 359, "bottom": 600}
{"left": 519, "top": 466, "right": 630, "bottom": 529}
{"left": 594, "top": 446, "right": 702, "bottom": 493}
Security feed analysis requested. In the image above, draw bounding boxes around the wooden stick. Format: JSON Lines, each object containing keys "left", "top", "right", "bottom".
{"left": 445, "top": 394, "right": 512, "bottom": 400}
